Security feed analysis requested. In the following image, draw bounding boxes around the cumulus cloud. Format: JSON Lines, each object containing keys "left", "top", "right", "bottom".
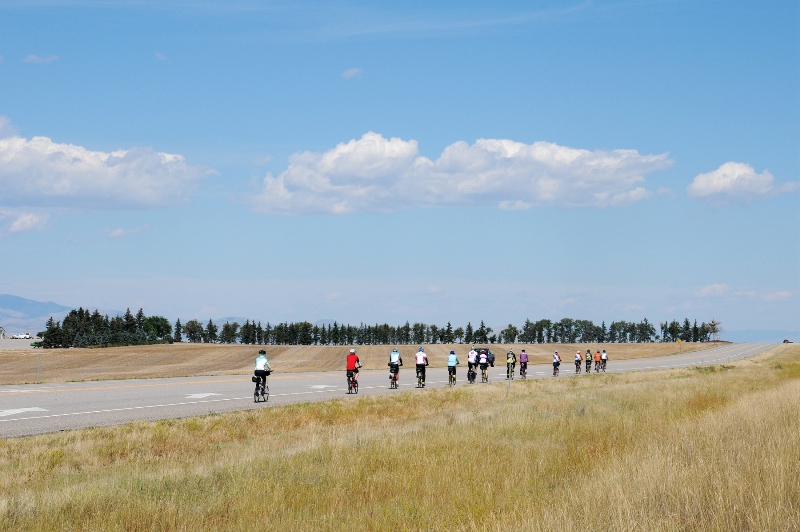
{"left": 248, "top": 132, "right": 672, "bottom": 214}
{"left": 762, "top": 291, "right": 791, "bottom": 301}
{"left": 8, "top": 212, "right": 48, "bottom": 233}
{"left": 0, "top": 119, "right": 213, "bottom": 210}
{"left": 23, "top": 54, "right": 59, "bottom": 64}
{"left": 0, "top": 116, "right": 16, "bottom": 138}
{"left": 687, "top": 162, "right": 799, "bottom": 203}
{"left": 342, "top": 67, "right": 363, "bottom": 79}
{"left": 696, "top": 284, "right": 728, "bottom": 297}
{"left": 105, "top": 226, "right": 150, "bottom": 238}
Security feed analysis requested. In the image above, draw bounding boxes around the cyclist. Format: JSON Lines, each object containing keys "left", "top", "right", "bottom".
{"left": 254, "top": 349, "right": 273, "bottom": 391}
{"left": 594, "top": 350, "right": 602, "bottom": 372}
{"left": 414, "top": 347, "right": 429, "bottom": 386}
{"left": 601, "top": 349, "right": 608, "bottom": 371}
{"left": 447, "top": 350, "right": 460, "bottom": 383}
{"left": 506, "top": 350, "right": 516, "bottom": 380}
{"left": 553, "top": 351, "right": 561, "bottom": 376}
{"left": 478, "top": 349, "right": 489, "bottom": 381}
{"left": 390, "top": 347, "right": 404, "bottom": 385}
{"left": 467, "top": 347, "right": 478, "bottom": 383}
{"left": 574, "top": 351, "right": 582, "bottom": 373}
{"left": 585, "top": 349, "right": 592, "bottom": 373}
{"left": 467, "top": 346, "right": 478, "bottom": 373}
{"left": 346, "top": 348, "right": 361, "bottom": 383}
{"left": 519, "top": 349, "right": 528, "bottom": 378}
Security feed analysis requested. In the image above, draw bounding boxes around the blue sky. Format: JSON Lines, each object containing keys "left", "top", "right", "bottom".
{"left": 0, "top": 0, "right": 797, "bottom": 334}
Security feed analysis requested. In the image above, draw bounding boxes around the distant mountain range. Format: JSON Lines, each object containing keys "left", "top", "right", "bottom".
{"left": 0, "top": 294, "right": 73, "bottom": 333}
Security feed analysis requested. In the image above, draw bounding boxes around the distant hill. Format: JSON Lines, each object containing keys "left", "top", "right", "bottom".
{"left": 0, "top": 294, "right": 73, "bottom": 333}
{"left": 724, "top": 329, "right": 800, "bottom": 343}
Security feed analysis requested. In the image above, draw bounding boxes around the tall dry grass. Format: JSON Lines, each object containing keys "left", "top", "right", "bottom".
{"left": 0, "top": 341, "right": 717, "bottom": 385}
{"left": 0, "top": 345, "right": 796, "bottom": 531}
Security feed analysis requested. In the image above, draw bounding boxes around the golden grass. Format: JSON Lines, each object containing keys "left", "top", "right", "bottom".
{"left": 0, "top": 341, "right": 718, "bottom": 385}
{"left": 0, "top": 344, "right": 796, "bottom": 530}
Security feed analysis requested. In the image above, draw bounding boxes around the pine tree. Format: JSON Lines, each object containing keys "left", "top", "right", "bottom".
{"left": 173, "top": 319, "right": 182, "bottom": 342}
{"left": 465, "top": 322, "right": 474, "bottom": 344}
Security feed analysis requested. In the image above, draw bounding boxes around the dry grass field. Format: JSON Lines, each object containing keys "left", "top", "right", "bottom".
{"left": 1, "top": 344, "right": 796, "bottom": 531}
{"left": 0, "top": 341, "right": 718, "bottom": 385}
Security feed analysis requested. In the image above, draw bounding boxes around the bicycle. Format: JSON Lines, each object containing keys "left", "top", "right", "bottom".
{"left": 601, "top": 359, "right": 607, "bottom": 372}
{"left": 480, "top": 365, "right": 489, "bottom": 383}
{"left": 468, "top": 366, "right": 477, "bottom": 384}
{"left": 575, "top": 361, "right": 581, "bottom": 374}
{"left": 595, "top": 361, "right": 602, "bottom": 373}
{"left": 389, "top": 364, "right": 399, "bottom": 389}
{"left": 506, "top": 363, "right": 515, "bottom": 381}
{"left": 347, "top": 371, "right": 359, "bottom": 394}
{"left": 253, "top": 375, "right": 269, "bottom": 402}
{"left": 448, "top": 367, "right": 457, "bottom": 386}
{"left": 553, "top": 363, "right": 560, "bottom": 377}
{"left": 585, "top": 360, "right": 591, "bottom": 374}
{"left": 416, "top": 366, "right": 426, "bottom": 388}
{"left": 519, "top": 363, "right": 527, "bottom": 379}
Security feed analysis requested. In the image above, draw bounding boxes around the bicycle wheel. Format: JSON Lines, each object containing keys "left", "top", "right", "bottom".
{"left": 263, "top": 385, "right": 269, "bottom": 402}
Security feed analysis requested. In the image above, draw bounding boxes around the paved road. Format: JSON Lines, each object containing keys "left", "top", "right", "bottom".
{"left": 0, "top": 343, "right": 773, "bottom": 438}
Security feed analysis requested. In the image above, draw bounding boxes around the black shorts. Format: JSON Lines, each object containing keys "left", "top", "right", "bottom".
{"left": 520, "top": 362, "right": 527, "bottom": 369}
{"left": 389, "top": 363, "right": 399, "bottom": 374}
{"left": 468, "top": 362, "right": 476, "bottom": 370}
{"left": 448, "top": 366, "right": 456, "bottom": 375}
{"left": 346, "top": 369, "right": 358, "bottom": 378}
{"left": 479, "top": 363, "right": 488, "bottom": 370}
{"left": 255, "top": 369, "right": 270, "bottom": 378}
{"left": 553, "top": 361, "right": 560, "bottom": 367}
{"left": 416, "top": 364, "right": 426, "bottom": 374}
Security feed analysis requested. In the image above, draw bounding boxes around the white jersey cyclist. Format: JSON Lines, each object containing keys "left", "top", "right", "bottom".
{"left": 601, "top": 350, "right": 608, "bottom": 360}
{"left": 415, "top": 350, "right": 428, "bottom": 365}
{"left": 468, "top": 349, "right": 478, "bottom": 364}
{"left": 478, "top": 351, "right": 488, "bottom": 365}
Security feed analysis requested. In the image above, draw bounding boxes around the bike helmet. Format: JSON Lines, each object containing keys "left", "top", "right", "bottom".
{"left": 259, "top": 350, "right": 266, "bottom": 355}
{"left": 418, "top": 346, "right": 424, "bottom": 351}
{"left": 481, "top": 349, "right": 486, "bottom": 354}
{"left": 350, "top": 348, "right": 356, "bottom": 354}
{"left": 450, "top": 350, "right": 455, "bottom": 355}
{"left": 392, "top": 347, "right": 398, "bottom": 351}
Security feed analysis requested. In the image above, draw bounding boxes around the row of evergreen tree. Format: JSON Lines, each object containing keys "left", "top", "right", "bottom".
{"left": 40, "top": 308, "right": 172, "bottom": 349}
{"left": 40, "top": 308, "right": 722, "bottom": 349}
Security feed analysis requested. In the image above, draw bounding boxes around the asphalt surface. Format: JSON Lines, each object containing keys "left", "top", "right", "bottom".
{"left": 0, "top": 343, "right": 772, "bottom": 438}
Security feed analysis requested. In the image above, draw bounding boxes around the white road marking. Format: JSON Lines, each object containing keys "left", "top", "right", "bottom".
{"left": 309, "top": 385, "right": 336, "bottom": 389}
{"left": 185, "top": 393, "right": 222, "bottom": 399}
{"left": 0, "top": 407, "right": 47, "bottom": 417}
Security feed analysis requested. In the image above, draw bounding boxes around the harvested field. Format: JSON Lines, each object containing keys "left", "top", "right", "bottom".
{"left": 0, "top": 341, "right": 720, "bottom": 385}
{"left": 0, "top": 345, "right": 796, "bottom": 531}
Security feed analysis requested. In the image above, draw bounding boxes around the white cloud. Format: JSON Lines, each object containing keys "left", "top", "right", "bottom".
{"left": 253, "top": 155, "right": 274, "bottom": 165}
{"left": 687, "top": 162, "right": 799, "bottom": 203}
{"left": 0, "top": 118, "right": 213, "bottom": 210}
{"left": 155, "top": 52, "right": 168, "bottom": 61}
{"left": 23, "top": 54, "right": 59, "bottom": 64}
{"left": 0, "top": 116, "right": 16, "bottom": 138}
{"left": 342, "top": 67, "right": 363, "bottom": 79}
{"left": 8, "top": 212, "right": 48, "bottom": 233}
{"left": 762, "top": 291, "right": 791, "bottom": 301}
{"left": 696, "top": 284, "right": 728, "bottom": 297}
{"left": 249, "top": 132, "right": 672, "bottom": 214}
{"left": 105, "top": 226, "right": 150, "bottom": 238}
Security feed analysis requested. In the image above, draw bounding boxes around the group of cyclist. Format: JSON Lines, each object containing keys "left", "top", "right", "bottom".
{"left": 254, "top": 345, "right": 611, "bottom": 396}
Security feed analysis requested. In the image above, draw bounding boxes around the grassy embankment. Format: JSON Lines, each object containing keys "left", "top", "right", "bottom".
{"left": 0, "top": 341, "right": 718, "bottom": 385}
{"left": 1, "top": 344, "right": 797, "bottom": 530}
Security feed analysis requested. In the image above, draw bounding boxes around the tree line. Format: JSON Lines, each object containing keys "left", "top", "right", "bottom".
{"left": 40, "top": 309, "right": 722, "bottom": 349}
{"left": 40, "top": 308, "right": 172, "bottom": 349}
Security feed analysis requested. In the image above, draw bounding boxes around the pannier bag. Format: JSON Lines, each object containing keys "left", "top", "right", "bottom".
{"left": 251, "top": 376, "right": 259, "bottom": 382}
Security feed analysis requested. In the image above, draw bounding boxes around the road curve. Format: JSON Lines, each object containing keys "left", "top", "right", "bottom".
{"left": 0, "top": 343, "right": 772, "bottom": 438}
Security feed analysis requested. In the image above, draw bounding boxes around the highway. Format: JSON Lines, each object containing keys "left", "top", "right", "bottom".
{"left": 0, "top": 343, "right": 772, "bottom": 438}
